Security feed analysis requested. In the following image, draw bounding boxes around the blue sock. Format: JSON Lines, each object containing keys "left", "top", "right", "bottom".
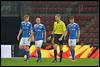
{"left": 20, "top": 48, "right": 27, "bottom": 55}
{"left": 37, "top": 50, "right": 41, "bottom": 60}
{"left": 26, "top": 51, "right": 30, "bottom": 60}
{"left": 39, "top": 50, "right": 41, "bottom": 60}
{"left": 37, "top": 50, "right": 39, "bottom": 60}
{"left": 71, "top": 49, "right": 75, "bottom": 60}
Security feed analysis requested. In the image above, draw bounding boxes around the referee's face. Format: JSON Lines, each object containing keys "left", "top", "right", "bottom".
{"left": 55, "top": 16, "right": 60, "bottom": 21}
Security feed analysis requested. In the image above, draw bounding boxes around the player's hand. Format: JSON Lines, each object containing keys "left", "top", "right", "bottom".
{"left": 59, "top": 37, "right": 62, "bottom": 41}
{"left": 77, "top": 38, "right": 79, "bottom": 42}
{"left": 32, "top": 38, "right": 34, "bottom": 42}
{"left": 48, "top": 36, "right": 51, "bottom": 40}
{"left": 81, "top": 43, "right": 84, "bottom": 47}
{"left": 17, "top": 36, "right": 19, "bottom": 41}
{"left": 28, "top": 38, "right": 30, "bottom": 42}
{"left": 44, "top": 39, "right": 46, "bottom": 43}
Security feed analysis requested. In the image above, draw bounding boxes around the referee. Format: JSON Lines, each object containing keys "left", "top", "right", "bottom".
{"left": 48, "top": 14, "right": 66, "bottom": 62}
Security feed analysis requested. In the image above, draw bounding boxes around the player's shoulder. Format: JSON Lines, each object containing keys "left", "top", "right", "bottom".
{"left": 34, "top": 23, "right": 45, "bottom": 27}
{"left": 21, "top": 21, "right": 31, "bottom": 24}
{"left": 34, "top": 24, "right": 37, "bottom": 27}
{"left": 27, "top": 22, "right": 31, "bottom": 24}
{"left": 73, "top": 22, "right": 78, "bottom": 24}
{"left": 73, "top": 22, "right": 79, "bottom": 26}
{"left": 54, "top": 20, "right": 64, "bottom": 24}
{"left": 60, "top": 20, "right": 65, "bottom": 25}
{"left": 54, "top": 21, "right": 57, "bottom": 24}
{"left": 67, "top": 23, "right": 71, "bottom": 26}
{"left": 21, "top": 21, "right": 25, "bottom": 23}
{"left": 27, "top": 22, "right": 33, "bottom": 27}
{"left": 60, "top": 20, "right": 64, "bottom": 23}
{"left": 39, "top": 23, "right": 45, "bottom": 26}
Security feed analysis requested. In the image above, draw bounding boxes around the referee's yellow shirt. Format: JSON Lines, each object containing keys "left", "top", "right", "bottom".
{"left": 53, "top": 20, "right": 66, "bottom": 34}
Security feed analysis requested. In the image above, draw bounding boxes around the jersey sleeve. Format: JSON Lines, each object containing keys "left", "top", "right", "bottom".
{"left": 76, "top": 24, "right": 80, "bottom": 31}
{"left": 30, "top": 23, "right": 33, "bottom": 30}
{"left": 33, "top": 25, "right": 35, "bottom": 32}
{"left": 67, "top": 25, "right": 69, "bottom": 32}
{"left": 20, "top": 22, "right": 22, "bottom": 29}
{"left": 42, "top": 24, "right": 46, "bottom": 32}
{"left": 62, "top": 22, "right": 66, "bottom": 32}
{"left": 53, "top": 22, "right": 56, "bottom": 32}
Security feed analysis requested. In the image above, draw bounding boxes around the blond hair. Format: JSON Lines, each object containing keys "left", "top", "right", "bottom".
{"left": 24, "top": 15, "right": 30, "bottom": 18}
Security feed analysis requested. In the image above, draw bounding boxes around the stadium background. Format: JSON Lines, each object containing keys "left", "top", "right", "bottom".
{"left": 1, "top": 1, "right": 99, "bottom": 58}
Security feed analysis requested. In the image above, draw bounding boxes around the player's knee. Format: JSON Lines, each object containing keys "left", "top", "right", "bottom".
{"left": 26, "top": 46, "right": 29, "bottom": 51}
{"left": 60, "top": 45, "right": 63, "bottom": 50}
{"left": 23, "top": 45, "right": 29, "bottom": 51}
{"left": 70, "top": 46, "right": 75, "bottom": 50}
{"left": 53, "top": 45, "right": 57, "bottom": 50}
{"left": 19, "top": 45, "right": 23, "bottom": 49}
{"left": 37, "top": 47, "right": 40, "bottom": 50}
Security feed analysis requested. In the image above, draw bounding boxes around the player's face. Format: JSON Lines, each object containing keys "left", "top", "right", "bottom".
{"left": 55, "top": 16, "right": 60, "bottom": 21}
{"left": 70, "top": 18, "right": 74, "bottom": 23}
{"left": 24, "top": 17, "right": 29, "bottom": 22}
{"left": 36, "top": 18, "right": 41, "bottom": 24}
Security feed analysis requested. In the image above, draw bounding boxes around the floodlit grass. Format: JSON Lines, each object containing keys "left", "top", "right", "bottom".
{"left": 1, "top": 57, "right": 99, "bottom": 66}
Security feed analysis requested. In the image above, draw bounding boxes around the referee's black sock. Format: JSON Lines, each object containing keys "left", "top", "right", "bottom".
{"left": 60, "top": 50, "right": 63, "bottom": 62}
{"left": 54, "top": 50, "right": 57, "bottom": 61}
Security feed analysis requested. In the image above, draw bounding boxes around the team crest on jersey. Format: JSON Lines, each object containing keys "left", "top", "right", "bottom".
{"left": 39, "top": 25, "right": 42, "bottom": 29}
{"left": 27, "top": 24, "right": 29, "bottom": 26}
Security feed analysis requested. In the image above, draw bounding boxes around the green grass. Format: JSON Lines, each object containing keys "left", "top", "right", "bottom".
{"left": 1, "top": 58, "right": 99, "bottom": 66}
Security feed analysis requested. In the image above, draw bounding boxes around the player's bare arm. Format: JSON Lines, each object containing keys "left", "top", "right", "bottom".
{"left": 59, "top": 31, "right": 66, "bottom": 41}
{"left": 17, "top": 28, "right": 22, "bottom": 41}
{"left": 77, "top": 30, "right": 80, "bottom": 42}
{"left": 29, "top": 30, "right": 34, "bottom": 42}
{"left": 59, "top": 31, "right": 68, "bottom": 41}
{"left": 48, "top": 29, "right": 54, "bottom": 40}
{"left": 44, "top": 31, "right": 47, "bottom": 43}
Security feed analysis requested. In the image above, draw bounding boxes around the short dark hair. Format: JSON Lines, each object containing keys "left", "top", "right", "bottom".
{"left": 69, "top": 16, "right": 74, "bottom": 20}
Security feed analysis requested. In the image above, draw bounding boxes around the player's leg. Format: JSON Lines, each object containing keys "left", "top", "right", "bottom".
{"left": 52, "top": 44, "right": 57, "bottom": 63}
{"left": 35, "top": 40, "right": 43, "bottom": 62}
{"left": 24, "top": 45, "right": 30, "bottom": 61}
{"left": 68, "top": 39, "right": 76, "bottom": 62}
{"left": 19, "top": 38, "right": 27, "bottom": 56}
{"left": 59, "top": 37, "right": 64, "bottom": 62}
{"left": 70, "top": 46, "right": 75, "bottom": 62}
{"left": 59, "top": 45, "right": 63, "bottom": 62}
{"left": 36, "top": 47, "right": 42, "bottom": 62}
{"left": 52, "top": 34, "right": 58, "bottom": 63}
{"left": 23, "top": 38, "right": 30, "bottom": 61}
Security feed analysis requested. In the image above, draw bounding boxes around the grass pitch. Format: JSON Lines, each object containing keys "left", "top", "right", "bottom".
{"left": 1, "top": 57, "right": 99, "bottom": 66}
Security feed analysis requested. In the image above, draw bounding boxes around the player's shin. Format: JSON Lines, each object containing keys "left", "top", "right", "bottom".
{"left": 39, "top": 50, "right": 41, "bottom": 60}
{"left": 26, "top": 50, "right": 30, "bottom": 60}
{"left": 20, "top": 48, "right": 27, "bottom": 55}
{"left": 60, "top": 50, "right": 63, "bottom": 62}
{"left": 25, "top": 46, "right": 30, "bottom": 60}
{"left": 70, "top": 48, "right": 75, "bottom": 60}
{"left": 54, "top": 50, "right": 57, "bottom": 61}
{"left": 72, "top": 49, "right": 75, "bottom": 60}
{"left": 37, "top": 48, "right": 41, "bottom": 61}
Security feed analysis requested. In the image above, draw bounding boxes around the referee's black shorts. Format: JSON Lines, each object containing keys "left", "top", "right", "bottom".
{"left": 54, "top": 34, "right": 64, "bottom": 45}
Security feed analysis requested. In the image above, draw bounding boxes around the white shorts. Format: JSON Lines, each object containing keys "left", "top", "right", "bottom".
{"left": 68, "top": 39, "right": 77, "bottom": 46}
{"left": 19, "top": 37, "right": 30, "bottom": 46}
{"left": 35, "top": 40, "right": 43, "bottom": 48}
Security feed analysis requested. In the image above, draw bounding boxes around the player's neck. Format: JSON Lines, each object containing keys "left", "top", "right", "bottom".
{"left": 37, "top": 23, "right": 41, "bottom": 25}
{"left": 24, "top": 21, "right": 29, "bottom": 22}
{"left": 70, "top": 22, "right": 74, "bottom": 24}
{"left": 57, "top": 20, "right": 61, "bottom": 23}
